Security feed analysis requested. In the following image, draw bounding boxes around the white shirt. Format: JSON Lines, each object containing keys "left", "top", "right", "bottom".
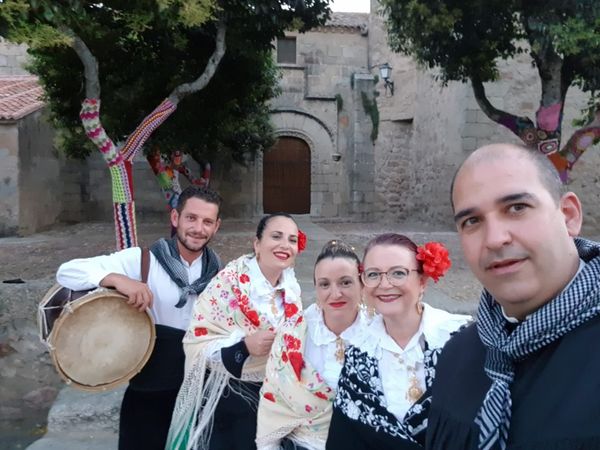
{"left": 303, "top": 303, "right": 368, "bottom": 390}
{"left": 209, "top": 256, "right": 301, "bottom": 356}
{"left": 56, "top": 246, "right": 204, "bottom": 330}
{"left": 354, "top": 304, "right": 471, "bottom": 421}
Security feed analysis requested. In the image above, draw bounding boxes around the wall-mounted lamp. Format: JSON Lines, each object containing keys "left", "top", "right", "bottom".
{"left": 331, "top": 152, "right": 342, "bottom": 162}
{"left": 378, "top": 63, "right": 394, "bottom": 96}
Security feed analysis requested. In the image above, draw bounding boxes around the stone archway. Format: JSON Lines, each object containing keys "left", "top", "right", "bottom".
{"left": 263, "top": 136, "right": 311, "bottom": 214}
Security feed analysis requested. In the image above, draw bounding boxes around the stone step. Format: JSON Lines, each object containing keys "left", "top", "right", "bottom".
{"left": 26, "top": 386, "right": 123, "bottom": 450}
{"left": 26, "top": 431, "right": 117, "bottom": 450}
{"left": 46, "top": 386, "right": 124, "bottom": 433}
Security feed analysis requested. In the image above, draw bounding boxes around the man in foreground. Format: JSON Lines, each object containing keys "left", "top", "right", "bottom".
{"left": 426, "top": 143, "right": 600, "bottom": 449}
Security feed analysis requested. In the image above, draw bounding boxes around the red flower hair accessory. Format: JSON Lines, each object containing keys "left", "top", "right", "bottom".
{"left": 297, "top": 230, "right": 307, "bottom": 253}
{"left": 415, "top": 241, "right": 451, "bottom": 283}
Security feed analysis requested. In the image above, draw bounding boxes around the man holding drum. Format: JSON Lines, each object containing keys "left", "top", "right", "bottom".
{"left": 57, "top": 186, "right": 223, "bottom": 450}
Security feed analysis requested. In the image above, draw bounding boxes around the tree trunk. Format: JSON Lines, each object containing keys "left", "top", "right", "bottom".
{"left": 68, "top": 18, "right": 226, "bottom": 249}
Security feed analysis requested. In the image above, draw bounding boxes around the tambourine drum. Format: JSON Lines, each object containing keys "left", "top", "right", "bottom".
{"left": 38, "top": 284, "right": 156, "bottom": 391}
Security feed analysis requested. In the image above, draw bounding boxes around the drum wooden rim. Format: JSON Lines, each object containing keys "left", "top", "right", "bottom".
{"left": 46, "top": 288, "right": 156, "bottom": 392}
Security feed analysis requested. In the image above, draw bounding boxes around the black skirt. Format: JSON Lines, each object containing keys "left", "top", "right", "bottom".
{"left": 209, "top": 379, "right": 262, "bottom": 450}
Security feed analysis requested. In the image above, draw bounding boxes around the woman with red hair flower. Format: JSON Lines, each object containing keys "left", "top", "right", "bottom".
{"left": 167, "top": 213, "right": 305, "bottom": 450}
{"left": 326, "top": 233, "right": 471, "bottom": 450}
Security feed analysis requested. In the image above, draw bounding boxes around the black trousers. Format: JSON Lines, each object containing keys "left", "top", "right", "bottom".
{"left": 118, "top": 386, "right": 179, "bottom": 450}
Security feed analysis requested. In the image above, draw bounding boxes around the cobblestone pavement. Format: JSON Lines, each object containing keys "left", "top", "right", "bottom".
{"left": 0, "top": 219, "right": 484, "bottom": 310}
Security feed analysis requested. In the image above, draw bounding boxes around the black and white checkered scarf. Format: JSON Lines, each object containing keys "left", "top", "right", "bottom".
{"left": 150, "top": 237, "right": 221, "bottom": 308}
{"left": 474, "top": 238, "right": 600, "bottom": 450}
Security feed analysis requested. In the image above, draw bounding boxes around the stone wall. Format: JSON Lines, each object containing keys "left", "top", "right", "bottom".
{"left": 57, "top": 149, "right": 258, "bottom": 225}
{"left": 368, "top": 1, "right": 467, "bottom": 227}
{"left": 460, "top": 53, "right": 600, "bottom": 234}
{"left": 368, "top": 0, "right": 600, "bottom": 233}
{"left": 268, "top": 25, "right": 373, "bottom": 219}
{"left": 0, "top": 121, "right": 20, "bottom": 235}
{"left": 17, "top": 110, "right": 62, "bottom": 234}
{"left": 0, "top": 40, "right": 29, "bottom": 76}
{"left": 0, "top": 109, "right": 58, "bottom": 236}
{"left": 0, "top": 279, "right": 61, "bottom": 422}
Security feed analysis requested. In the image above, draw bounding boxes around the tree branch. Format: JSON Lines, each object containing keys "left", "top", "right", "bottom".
{"left": 120, "top": 98, "right": 178, "bottom": 161}
{"left": 59, "top": 26, "right": 100, "bottom": 99}
{"left": 168, "top": 18, "right": 227, "bottom": 105}
{"left": 471, "top": 75, "right": 535, "bottom": 136}
{"left": 557, "top": 108, "right": 600, "bottom": 175}
{"left": 522, "top": 12, "right": 570, "bottom": 109}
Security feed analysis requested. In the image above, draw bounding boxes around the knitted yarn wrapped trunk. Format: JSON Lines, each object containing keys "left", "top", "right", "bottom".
{"left": 80, "top": 97, "right": 177, "bottom": 249}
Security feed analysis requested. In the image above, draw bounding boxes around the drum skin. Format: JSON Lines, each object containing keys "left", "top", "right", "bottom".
{"left": 40, "top": 286, "right": 156, "bottom": 391}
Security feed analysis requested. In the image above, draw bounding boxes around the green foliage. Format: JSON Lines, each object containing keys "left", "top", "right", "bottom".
{"left": 1, "top": 0, "right": 330, "bottom": 164}
{"left": 381, "top": 0, "right": 522, "bottom": 84}
{"left": 361, "top": 90, "right": 379, "bottom": 143}
{"left": 156, "top": 0, "right": 216, "bottom": 28}
{"left": 335, "top": 93, "right": 343, "bottom": 111}
{"left": 381, "top": 0, "right": 600, "bottom": 93}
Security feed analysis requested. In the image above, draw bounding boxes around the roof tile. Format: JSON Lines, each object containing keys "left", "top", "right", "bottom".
{"left": 0, "top": 75, "right": 44, "bottom": 121}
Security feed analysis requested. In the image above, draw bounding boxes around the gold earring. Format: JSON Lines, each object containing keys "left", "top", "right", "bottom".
{"left": 416, "top": 302, "right": 424, "bottom": 315}
{"left": 360, "top": 295, "right": 376, "bottom": 318}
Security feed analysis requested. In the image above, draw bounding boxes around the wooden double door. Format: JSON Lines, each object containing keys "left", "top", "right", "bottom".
{"left": 263, "top": 136, "right": 311, "bottom": 214}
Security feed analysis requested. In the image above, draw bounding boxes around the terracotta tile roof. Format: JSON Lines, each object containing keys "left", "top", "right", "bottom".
{"left": 0, "top": 75, "right": 44, "bottom": 121}
{"left": 324, "top": 12, "right": 369, "bottom": 31}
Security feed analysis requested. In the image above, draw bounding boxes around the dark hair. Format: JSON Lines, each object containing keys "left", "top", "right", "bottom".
{"left": 363, "top": 233, "right": 423, "bottom": 273}
{"left": 315, "top": 239, "right": 360, "bottom": 267}
{"left": 314, "top": 240, "right": 361, "bottom": 284}
{"left": 450, "top": 144, "right": 566, "bottom": 210}
{"left": 256, "top": 213, "right": 296, "bottom": 239}
{"left": 176, "top": 186, "right": 223, "bottom": 216}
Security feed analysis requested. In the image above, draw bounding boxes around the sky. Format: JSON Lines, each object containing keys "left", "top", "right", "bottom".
{"left": 330, "top": 0, "right": 370, "bottom": 13}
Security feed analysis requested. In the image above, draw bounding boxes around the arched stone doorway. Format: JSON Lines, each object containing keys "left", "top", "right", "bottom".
{"left": 263, "top": 136, "right": 311, "bottom": 214}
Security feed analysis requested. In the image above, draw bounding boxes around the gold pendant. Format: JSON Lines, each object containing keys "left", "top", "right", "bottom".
{"left": 407, "top": 384, "right": 424, "bottom": 403}
{"left": 335, "top": 337, "right": 345, "bottom": 363}
{"left": 406, "top": 370, "right": 423, "bottom": 403}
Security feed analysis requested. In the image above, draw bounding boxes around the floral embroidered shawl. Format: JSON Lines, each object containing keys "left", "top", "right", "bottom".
{"left": 167, "top": 255, "right": 302, "bottom": 450}
{"left": 256, "top": 313, "right": 335, "bottom": 450}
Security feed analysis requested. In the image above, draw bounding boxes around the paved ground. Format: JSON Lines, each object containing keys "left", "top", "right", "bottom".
{"left": 0, "top": 217, "right": 483, "bottom": 309}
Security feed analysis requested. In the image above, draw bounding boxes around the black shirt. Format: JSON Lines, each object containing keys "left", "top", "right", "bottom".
{"left": 426, "top": 317, "right": 600, "bottom": 450}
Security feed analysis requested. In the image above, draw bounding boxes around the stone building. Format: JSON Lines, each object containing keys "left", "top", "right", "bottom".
{"left": 0, "top": 75, "right": 60, "bottom": 236}
{"left": 0, "top": 7, "right": 599, "bottom": 235}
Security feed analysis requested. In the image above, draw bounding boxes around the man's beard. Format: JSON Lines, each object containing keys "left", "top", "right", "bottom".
{"left": 176, "top": 229, "right": 212, "bottom": 254}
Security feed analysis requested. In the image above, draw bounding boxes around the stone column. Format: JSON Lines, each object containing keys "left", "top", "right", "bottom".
{"left": 348, "top": 73, "right": 376, "bottom": 220}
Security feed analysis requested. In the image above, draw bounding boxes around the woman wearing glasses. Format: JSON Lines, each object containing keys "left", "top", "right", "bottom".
{"left": 326, "top": 233, "right": 470, "bottom": 449}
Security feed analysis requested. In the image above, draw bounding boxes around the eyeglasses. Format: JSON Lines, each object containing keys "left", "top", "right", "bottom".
{"left": 360, "top": 266, "right": 419, "bottom": 287}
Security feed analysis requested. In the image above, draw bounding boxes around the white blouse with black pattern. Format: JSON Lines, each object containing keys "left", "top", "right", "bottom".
{"left": 334, "top": 303, "right": 471, "bottom": 440}
{"left": 303, "top": 303, "right": 369, "bottom": 390}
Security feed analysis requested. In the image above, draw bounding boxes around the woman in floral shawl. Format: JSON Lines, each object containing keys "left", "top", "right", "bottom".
{"left": 167, "top": 213, "right": 305, "bottom": 450}
{"left": 325, "top": 233, "right": 471, "bottom": 449}
{"left": 256, "top": 240, "right": 368, "bottom": 450}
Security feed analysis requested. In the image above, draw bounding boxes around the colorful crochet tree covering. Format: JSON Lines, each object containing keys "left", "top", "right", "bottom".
{"left": 148, "top": 148, "right": 211, "bottom": 212}
{"left": 79, "top": 98, "right": 177, "bottom": 250}
{"left": 177, "top": 161, "right": 211, "bottom": 187}
{"left": 147, "top": 150, "right": 181, "bottom": 211}
{"left": 121, "top": 99, "right": 177, "bottom": 162}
